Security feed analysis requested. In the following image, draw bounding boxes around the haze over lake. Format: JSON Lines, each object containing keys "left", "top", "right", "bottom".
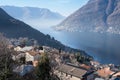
{"left": 35, "top": 26, "right": 120, "bottom": 65}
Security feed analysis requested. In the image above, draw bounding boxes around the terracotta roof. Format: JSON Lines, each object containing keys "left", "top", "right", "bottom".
{"left": 80, "top": 64, "right": 91, "bottom": 70}
{"left": 97, "top": 67, "right": 114, "bottom": 78}
{"left": 58, "top": 64, "right": 87, "bottom": 78}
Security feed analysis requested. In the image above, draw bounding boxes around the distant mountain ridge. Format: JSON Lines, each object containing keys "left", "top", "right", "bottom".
{"left": 0, "top": 7, "right": 77, "bottom": 52}
{"left": 1, "top": 6, "right": 65, "bottom": 27}
{"left": 1, "top": 6, "right": 65, "bottom": 20}
{"left": 55, "top": 0, "right": 120, "bottom": 34}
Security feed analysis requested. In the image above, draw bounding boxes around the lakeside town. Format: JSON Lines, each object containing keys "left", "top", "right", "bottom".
{"left": 0, "top": 0, "right": 120, "bottom": 80}
{"left": 0, "top": 35, "right": 120, "bottom": 80}
{"left": 12, "top": 46, "right": 120, "bottom": 80}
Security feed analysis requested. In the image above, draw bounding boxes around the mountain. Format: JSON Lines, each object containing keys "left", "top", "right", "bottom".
{"left": 0, "top": 7, "right": 78, "bottom": 52}
{"left": 1, "top": 6, "right": 65, "bottom": 27}
{"left": 55, "top": 0, "right": 120, "bottom": 34}
{"left": 1, "top": 6, "right": 65, "bottom": 20}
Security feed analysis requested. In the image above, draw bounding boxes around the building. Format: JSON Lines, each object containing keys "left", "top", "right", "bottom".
{"left": 96, "top": 67, "right": 114, "bottom": 79}
{"left": 14, "top": 46, "right": 22, "bottom": 51}
{"left": 14, "top": 46, "right": 33, "bottom": 52}
{"left": 13, "top": 64, "right": 34, "bottom": 76}
{"left": 25, "top": 51, "right": 41, "bottom": 62}
{"left": 57, "top": 64, "right": 87, "bottom": 80}
{"left": 20, "top": 46, "right": 33, "bottom": 52}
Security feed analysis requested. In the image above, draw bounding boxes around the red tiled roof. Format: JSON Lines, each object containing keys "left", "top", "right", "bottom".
{"left": 97, "top": 67, "right": 114, "bottom": 78}
{"left": 80, "top": 64, "right": 91, "bottom": 70}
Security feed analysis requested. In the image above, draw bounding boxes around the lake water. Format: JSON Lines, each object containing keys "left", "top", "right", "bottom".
{"left": 33, "top": 26, "right": 120, "bottom": 65}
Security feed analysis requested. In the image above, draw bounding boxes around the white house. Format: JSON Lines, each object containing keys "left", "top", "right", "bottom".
{"left": 20, "top": 46, "right": 33, "bottom": 52}
{"left": 14, "top": 46, "right": 33, "bottom": 52}
{"left": 25, "top": 51, "right": 41, "bottom": 62}
{"left": 14, "top": 46, "right": 22, "bottom": 51}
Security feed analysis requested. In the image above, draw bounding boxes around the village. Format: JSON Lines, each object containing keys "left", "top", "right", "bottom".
{"left": 5, "top": 38, "right": 120, "bottom": 80}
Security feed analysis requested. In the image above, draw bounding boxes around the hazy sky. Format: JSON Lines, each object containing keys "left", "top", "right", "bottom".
{"left": 0, "top": 0, "right": 89, "bottom": 16}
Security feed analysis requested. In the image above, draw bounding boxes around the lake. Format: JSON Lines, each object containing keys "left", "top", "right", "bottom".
{"left": 33, "top": 26, "right": 120, "bottom": 65}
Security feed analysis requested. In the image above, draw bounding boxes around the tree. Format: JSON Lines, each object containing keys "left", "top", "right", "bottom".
{"left": 35, "top": 52, "right": 60, "bottom": 80}
{"left": 76, "top": 53, "right": 82, "bottom": 62}
{"left": 46, "top": 34, "right": 51, "bottom": 39}
{"left": 76, "top": 52, "right": 87, "bottom": 64}
{"left": 35, "top": 53, "right": 52, "bottom": 80}
{"left": 0, "top": 33, "right": 13, "bottom": 80}
{"left": 18, "top": 37, "right": 28, "bottom": 47}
